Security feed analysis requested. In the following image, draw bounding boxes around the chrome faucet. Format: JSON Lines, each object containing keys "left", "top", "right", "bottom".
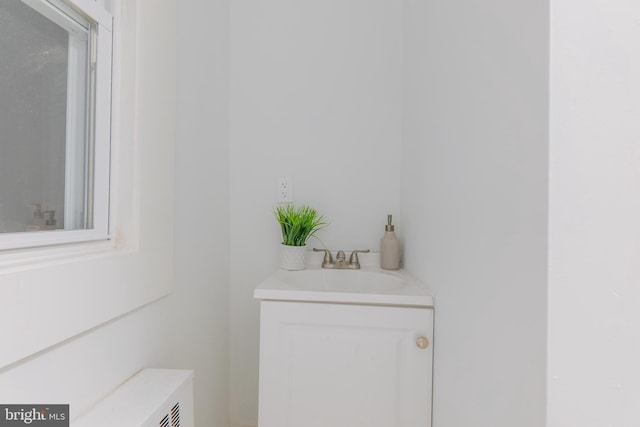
{"left": 313, "top": 249, "right": 370, "bottom": 269}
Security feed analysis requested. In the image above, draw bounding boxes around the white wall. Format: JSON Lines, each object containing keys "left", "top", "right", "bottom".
{"left": 174, "top": 0, "right": 230, "bottom": 425}
{"left": 229, "top": 0, "right": 403, "bottom": 424}
{"left": 548, "top": 1, "right": 640, "bottom": 425}
{"left": 0, "top": 1, "right": 232, "bottom": 426}
{"left": 402, "top": 1, "right": 549, "bottom": 426}
{"left": 0, "top": 0, "right": 176, "bottom": 418}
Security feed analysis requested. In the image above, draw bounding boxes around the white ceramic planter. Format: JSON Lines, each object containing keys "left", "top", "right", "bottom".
{"left": 280, "top": 244, "right": 306, "bottom": 270}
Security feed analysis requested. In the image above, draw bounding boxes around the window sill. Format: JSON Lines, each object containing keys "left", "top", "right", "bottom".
{"left": 0, "top": 238, "right": 124, "bottom": 275}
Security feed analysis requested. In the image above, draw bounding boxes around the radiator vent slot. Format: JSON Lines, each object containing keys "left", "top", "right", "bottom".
{"left": 159, "top": 403, "right": 180, "bottom": 427}
{"left": 171, "top": 402, "right": 181, "bottom": 426}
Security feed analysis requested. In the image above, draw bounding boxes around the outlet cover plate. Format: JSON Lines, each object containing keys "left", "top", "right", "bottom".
{"left": 277, "top": 177, "right": 293, "bottom": 203}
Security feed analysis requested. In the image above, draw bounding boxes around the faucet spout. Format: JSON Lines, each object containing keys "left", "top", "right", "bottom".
{"left": 334, "top": 250, "right": 347, "bottom": 268}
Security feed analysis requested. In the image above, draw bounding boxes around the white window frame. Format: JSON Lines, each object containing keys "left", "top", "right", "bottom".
{"left": 0, "top": 0, "right": 113, "bottom": 251}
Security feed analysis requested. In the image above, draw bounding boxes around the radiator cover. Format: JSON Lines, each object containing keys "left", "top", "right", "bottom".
{"left": 73, "top": 369, "right": 194, "bottom": 427}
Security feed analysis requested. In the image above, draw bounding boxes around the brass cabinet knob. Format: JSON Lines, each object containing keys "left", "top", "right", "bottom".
{"left": 416, "top": 336, "right": 429, "bottom": 349}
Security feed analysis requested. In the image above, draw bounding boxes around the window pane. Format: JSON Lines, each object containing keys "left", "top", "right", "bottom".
{"left": 0, "top": 0, "right": 92, "bottom": 234}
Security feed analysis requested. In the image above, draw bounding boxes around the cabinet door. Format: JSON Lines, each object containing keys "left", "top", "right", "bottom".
{"left": 258, "top": 301, "right": 433, "bottom": 427}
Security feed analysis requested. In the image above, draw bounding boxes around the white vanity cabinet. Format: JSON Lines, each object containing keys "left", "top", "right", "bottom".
{"left": 257, "top": 300, "right": 434, "bottom": 427}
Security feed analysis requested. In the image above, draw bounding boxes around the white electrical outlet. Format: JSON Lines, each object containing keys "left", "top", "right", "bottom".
{"left": 277, "top": 177, "right": 293, "bottom": 203}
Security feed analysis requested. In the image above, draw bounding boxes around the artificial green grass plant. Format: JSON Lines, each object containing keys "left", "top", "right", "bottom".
{"left": 274, "top": 204, "right": 327, "bottom": 247}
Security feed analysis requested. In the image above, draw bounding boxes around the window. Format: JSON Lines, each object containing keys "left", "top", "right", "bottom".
{"left": 0, "top": 0, "right": 112, "bottom": 250}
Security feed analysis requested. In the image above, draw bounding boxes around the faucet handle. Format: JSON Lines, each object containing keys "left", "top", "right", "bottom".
{"left": 348, "top": 249, "right": 370, "bottom": 268}
{"left": 313, "top": 248, "right": 334, "bottom": 268}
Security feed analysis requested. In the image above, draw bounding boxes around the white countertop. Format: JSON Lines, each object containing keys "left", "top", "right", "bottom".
{"left": 254, "top": 253, "right": 433, "bottom": 308}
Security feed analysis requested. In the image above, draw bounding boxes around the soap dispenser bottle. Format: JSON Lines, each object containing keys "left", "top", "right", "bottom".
{"left": 380, "top": 214, "right": 401, "bottom": 270}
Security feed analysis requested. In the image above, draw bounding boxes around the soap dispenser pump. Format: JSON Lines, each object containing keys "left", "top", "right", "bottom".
{"left": 380, "top": 214, "right": 401, "bottom": 270}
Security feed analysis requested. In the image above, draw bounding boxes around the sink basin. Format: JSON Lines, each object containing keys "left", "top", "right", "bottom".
{"left": 281, "top": 269, "right": 406, "bottom": 292}
{"left": 254, "top": 267, "right": 433, "bottom": 307}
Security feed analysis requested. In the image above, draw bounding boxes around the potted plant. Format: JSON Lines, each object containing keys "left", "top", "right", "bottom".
{"left": 274, "top": 204, "right": 327, "bottom": 270}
